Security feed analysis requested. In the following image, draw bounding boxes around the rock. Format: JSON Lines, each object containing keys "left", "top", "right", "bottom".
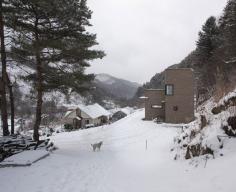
{"left": 212, "top": 96, "right": 236, "bottom": 115}
{"left": 185, "top": 144, "right": 214, "bottom": 160}
{"left": 228, "top": 116, "right": 236, "bottom": 130}
{"left": 212, "top": 105, "right": 225, "bottom": 115}
{"left": 222, "top": 116, "right": 236, "bottom": 136}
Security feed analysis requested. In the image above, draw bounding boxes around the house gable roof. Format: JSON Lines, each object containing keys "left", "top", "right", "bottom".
{"left": 64, "top": 110, "right": 81, "bottom": 120}
{"left": 78, "top": 103, "right": 111, "bottom": 119}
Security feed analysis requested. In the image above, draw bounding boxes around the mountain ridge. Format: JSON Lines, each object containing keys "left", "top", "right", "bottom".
{"left": 94, "top": 73, "right": 140, "bottom": 100}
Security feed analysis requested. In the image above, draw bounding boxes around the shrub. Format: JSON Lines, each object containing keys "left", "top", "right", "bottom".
{"left": 64, "top": 124, "right": 73, "bottom": 132}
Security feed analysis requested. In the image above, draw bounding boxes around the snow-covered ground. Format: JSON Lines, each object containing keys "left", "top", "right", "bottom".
{"left": 0, "top": 150, "right": 50, "bottom": 167}
{"left": 0, "top": 110, "right": 235, "bottom": 192}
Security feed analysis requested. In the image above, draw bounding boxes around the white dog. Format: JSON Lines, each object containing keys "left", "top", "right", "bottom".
{"left": 91, "top": 141, "right": 103, "bottom": 152}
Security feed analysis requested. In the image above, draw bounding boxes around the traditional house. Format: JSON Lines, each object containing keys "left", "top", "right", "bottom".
{"left": 63, "top": 103, "right": 111, "bottom": 129}
{"left": 141, "top": 68, "right": 195, "bottom": 124}
{"left": 112, "top": 111, "right": 127, "bottom": 122}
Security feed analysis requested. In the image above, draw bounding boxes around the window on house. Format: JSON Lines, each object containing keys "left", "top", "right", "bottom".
{"left": 165, "top": 84, "right": 174, "bottom": 96}
{"left": 85, "top": 119, "right": 90, "bottom": 124}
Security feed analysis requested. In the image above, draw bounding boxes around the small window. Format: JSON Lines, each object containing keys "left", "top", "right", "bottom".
{"left": 165, "top": 84, "right": 174, "bottom": 96}
{"left": 85, "top": 119, "right": 90, "bottom": 124}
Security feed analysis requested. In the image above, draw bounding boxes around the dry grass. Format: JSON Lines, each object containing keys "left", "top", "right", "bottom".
{"left": 214, "top": 69, "right": 236, "bottom": 102}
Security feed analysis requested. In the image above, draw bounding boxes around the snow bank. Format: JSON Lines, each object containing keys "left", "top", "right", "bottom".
{"left": 173, "top": 88, "right": 236, "bottom": 161}
{"left": 0, "top": 150, "right": 49, "bottom": 167}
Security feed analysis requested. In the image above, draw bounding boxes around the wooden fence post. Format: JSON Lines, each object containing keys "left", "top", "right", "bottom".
{"left": 146, "top": 139, "right": 148, "bottom": 151}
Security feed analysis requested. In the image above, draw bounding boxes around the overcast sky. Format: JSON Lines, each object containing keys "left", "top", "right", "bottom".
{"left": 87, "top": 0, "right": 228, "bottom": 84}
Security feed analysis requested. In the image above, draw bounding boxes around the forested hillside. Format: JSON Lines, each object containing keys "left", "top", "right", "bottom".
{"left": 135, "top": 0, "right": 236, "bottom": 104}
{"left": 94, "top": 74, "right": 139, "bottom": 99}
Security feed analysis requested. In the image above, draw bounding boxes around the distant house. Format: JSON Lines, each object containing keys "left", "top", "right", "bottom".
{"left": 112, "top": 111, "right": 127, "bottom": 122}
{"left": 63, "top": 103, "right": 111, "bottom": 129}
{"left": 141, "top": 68, "right": 195, "bottom": 124}
{"left": 111, "top": 107, "right": 135, "bottom": 122}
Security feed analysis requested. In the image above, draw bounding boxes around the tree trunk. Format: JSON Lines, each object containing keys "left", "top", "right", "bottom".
{"left": 33, "top": 20, "right": 43, "bottom": 142}
{"left": 0, "top": 0, "right": 9, "bottom": 136}
{"left": 33, "top": 74, "right": 43, "bottom": 141}
{"left": 0, "top": 79, "right": 3, "bottom": 129}
{"left": 7, "top": 78, "right": 15, "bottom": 135}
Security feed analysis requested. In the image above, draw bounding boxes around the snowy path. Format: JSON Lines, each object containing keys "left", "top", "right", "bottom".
{"left": 0, "top": 110, "right": 235, "bottom": 192}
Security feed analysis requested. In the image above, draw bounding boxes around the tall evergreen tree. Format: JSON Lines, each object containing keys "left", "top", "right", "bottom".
{"left": 219, "top": 0, "right": 236, "bottom": 63}
{"left": 196, "top": 16, "right": 220, "bottom": 60}
{"left": 195, "top": 16, "right": 220, "bottom": 88}
{"left": 8, "top": 0, "right": 105, "bottom": 141}
{"left": 1, "top": 0, "right": 23, "bottom": 135}
{"left": 0, "top": 0, "right": 10, "bottom": 136}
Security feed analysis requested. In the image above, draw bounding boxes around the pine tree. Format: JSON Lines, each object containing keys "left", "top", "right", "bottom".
{"left": 1, "top": 0, "right": 23, "bottom": 135}
{"left": 8, "top": 0, "right": 105, "bottom": 141}
{"left": 0, "top": 0, "right": 10, "bottom": 136}
{"left": 196, "top": 16, "right": 220, "bottom": 60}
{"left": 219, "top": 0, "right": 236, "bottom": 63}
{"left": 195, "top": 16, "right": 220, "bottom": 89}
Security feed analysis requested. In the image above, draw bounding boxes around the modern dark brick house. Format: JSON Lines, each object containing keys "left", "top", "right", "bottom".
{"left": 142, "top": 68, "right": 195, "bottom": 124}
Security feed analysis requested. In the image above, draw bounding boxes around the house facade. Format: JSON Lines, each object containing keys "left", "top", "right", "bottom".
{"left": 63, "top": 103, "right": 111, "bottom": 129}
{"left": 143, "top": 68, "right": 195, "bottom": 124}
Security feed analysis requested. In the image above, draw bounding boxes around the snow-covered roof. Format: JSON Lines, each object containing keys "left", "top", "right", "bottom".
{"left": 64, "top": 110, "right": 79, "bottom": 120}
{"left": 64, "top": 110, "right": 74, "bottom": 118}
{"left": 78, "top": 103, "right": 111, "bottom": 119}
{"left": 121, "top": 107, "right": 134, "bottom": 115}
{"left": 75, "top": 117, "right": 81, "bottom": 121}
{"left": 110, "top": 107, "right": 135, "bottom": 115}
